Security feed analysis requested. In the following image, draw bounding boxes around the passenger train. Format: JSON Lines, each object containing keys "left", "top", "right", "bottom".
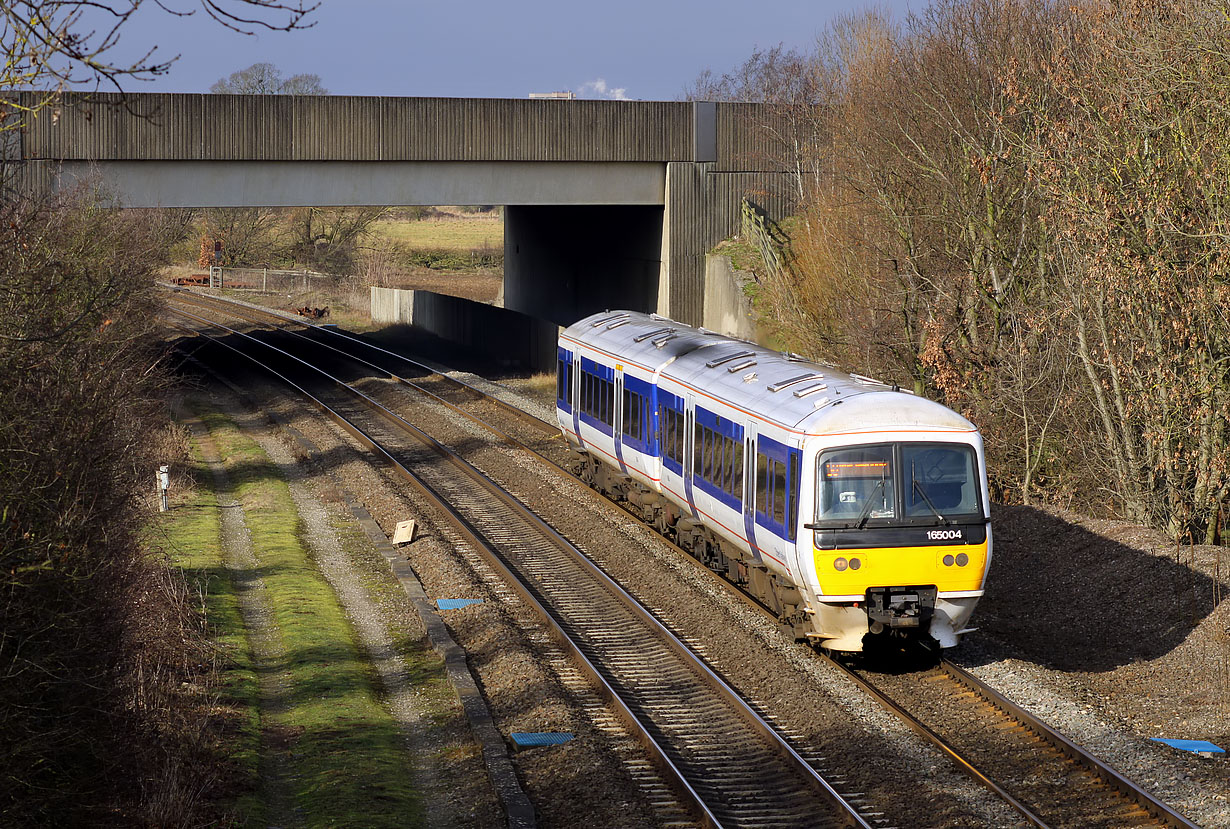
{"left": 556, "top": 310, "right": 991, "bottom": 654}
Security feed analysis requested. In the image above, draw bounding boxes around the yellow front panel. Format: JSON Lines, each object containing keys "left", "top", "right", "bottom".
{"left": 814, "top": 542, "right": 988, "bottom": 595}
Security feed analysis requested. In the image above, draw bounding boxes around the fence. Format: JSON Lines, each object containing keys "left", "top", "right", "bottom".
{"left": 206, "top": 266, "right": 332, "bottom": 294}
{"left": 740, "top": 198, "right": 794, "bottom": 284}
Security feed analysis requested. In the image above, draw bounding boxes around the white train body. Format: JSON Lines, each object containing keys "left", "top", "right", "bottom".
{"left": 556, "top": 311, "right": 992, "bottom": 653}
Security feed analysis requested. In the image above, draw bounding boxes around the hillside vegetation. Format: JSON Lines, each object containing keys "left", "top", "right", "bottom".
{"left": 704, "top": 0, "right": 1230, "bottom": 545}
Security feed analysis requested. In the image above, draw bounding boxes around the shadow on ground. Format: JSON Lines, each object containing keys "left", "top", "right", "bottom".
{"left": 968, "top": 504, "right": 1227, "bottom": 672}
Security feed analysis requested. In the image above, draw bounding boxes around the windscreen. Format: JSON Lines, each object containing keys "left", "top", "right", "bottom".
{"left": 816, "top": 445, "right": 895, "bottom": 525}
{"left": 902, "top": 444, "right": 980, "bottom": 518}
{"left": 815, "top": 442, "right": 982, "bottom": 528}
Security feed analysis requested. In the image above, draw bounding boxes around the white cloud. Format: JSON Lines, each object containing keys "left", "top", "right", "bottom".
{"left": 578, "top": 78, "right": 630, "bottom": 100}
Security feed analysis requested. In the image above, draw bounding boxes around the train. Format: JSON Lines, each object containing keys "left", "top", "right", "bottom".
{"left": 555, "top": 310, "right": 991, "bottom": 654}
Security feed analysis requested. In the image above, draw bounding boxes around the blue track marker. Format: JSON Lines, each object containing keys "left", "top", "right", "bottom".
{"left": 1151, "top": 738, "right": 1224, "bottom": 756}
{"left": 510, "top": 732, "right": 575, "bottom": 749}
{"left": 436, "top": 598, "right": 483, "bottom": 610}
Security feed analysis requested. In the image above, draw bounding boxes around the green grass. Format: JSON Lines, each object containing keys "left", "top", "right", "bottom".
{"left": 188, "top": 407, "right": 422, "bottom": 828}
{"left": 330, "top": 512, "right": 460, "bottom": 727}
{"left": 370, "top": 214, "right": 503, "bottom": 252}
{"left": 711, "top": 237, "right": 766, "bottom": 276}
{"left": 161, "top": 426, "right": 264, "bottom": 824}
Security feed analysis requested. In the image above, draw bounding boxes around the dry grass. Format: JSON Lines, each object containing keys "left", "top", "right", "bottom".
{"left": 370, "top": 212, "right": 503, "bottom": 252}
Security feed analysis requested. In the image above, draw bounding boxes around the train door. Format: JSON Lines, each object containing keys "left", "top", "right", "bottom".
{"left": 683, "top": 396, "right": 698, "bottom": 517}
{"left": 613, "top": 369, "right": 627, "bottom": 472}
{"left": 743, "top": 426, "right": 760, "bottom": 562}
{"left": 571, "top": 352, "right": 581, "bottom": 446}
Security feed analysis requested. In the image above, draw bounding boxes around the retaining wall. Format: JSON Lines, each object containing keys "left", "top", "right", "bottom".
{"left": 371, "top": 287, "right": 559, "bottom": 372}
{"left": 702, "top": 254, "right": 761, "bottom": 342}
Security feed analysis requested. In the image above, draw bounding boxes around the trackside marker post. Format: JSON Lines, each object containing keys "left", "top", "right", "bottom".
{"left": 157, "top": 464, "right": 170, "bottom": 512}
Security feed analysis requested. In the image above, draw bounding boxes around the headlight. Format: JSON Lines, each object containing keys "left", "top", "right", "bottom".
{"left": 834, "top": 558, "right": 848, "bottom": 571}
{"left": 956, "top": 552, "right": 969, "bottom": 567}
{"left": 943, "top": 554, "right": 955, "bottom": 567}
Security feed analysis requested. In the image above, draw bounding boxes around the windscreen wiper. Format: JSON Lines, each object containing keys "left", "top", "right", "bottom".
{"left": 853, "top": 479, "right": 886, "bottom": 529}
{"left": 912, "top": 477, "right": 950, "bottom": 525}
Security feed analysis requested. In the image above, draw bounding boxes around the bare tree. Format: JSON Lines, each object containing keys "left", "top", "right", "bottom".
{"left": 283, "top": 205, "right": 387, "bottom": 274}
{"left": 1, "top": 1, "right": 318, "bottom": 137}
{"left": 735, "top": 0, "right": 1229, "bottom": 538}
{"left": 1022, "top": 0, "right": 1230, "bottom": 541}
{"left": 210, "top": 60, "right": 327, "bottom": 94}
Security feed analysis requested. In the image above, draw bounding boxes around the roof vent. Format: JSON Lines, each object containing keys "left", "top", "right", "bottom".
{"left": 706, "top": 350, "right": 756, "bottom": 368}
{"left": 728, "top": 359, "right": 757, "bottom": 372}
{"left": 652, "top": 332, "right": 679, "bottom": 348}
{"left": 794, "top": 382, "right": 829, "bottom": 398}
{"left": 607, "top": 318, "right": 632, "bottom": 330}
{"left": 769, "top": 372, "right": 825, "bottom": 393}
{"left": 592, "top": 312, "right": 629, "bottom": 327}
{"left": 634, "top": 326, "right": 673, "bottom": 343}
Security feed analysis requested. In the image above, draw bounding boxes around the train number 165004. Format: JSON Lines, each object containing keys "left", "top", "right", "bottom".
{"left": 927, "top": 529, "right": 964, "bottom": 541}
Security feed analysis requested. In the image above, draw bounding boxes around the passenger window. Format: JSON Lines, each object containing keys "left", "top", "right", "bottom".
{"left": 756, "top": 452, "right": 768, "bottom": 513}
{"left": 787, "top": 453, "right": 799, "bottom": 540}
{"left": 772, "top": 460, "right": 786, "bottom": 525}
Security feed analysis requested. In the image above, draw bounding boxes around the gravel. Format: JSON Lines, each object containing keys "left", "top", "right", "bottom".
{"left": 210, "top": 357, "right": 661, "bottom": 829}
{"left": 395, "top": 371, "right": 1230, "bottom": 827}
{"left": 957, "top": 504, "right": 1230, "bottom": 827}
{"left": 177, "top": 313, "right": 1229, "bottom": 828}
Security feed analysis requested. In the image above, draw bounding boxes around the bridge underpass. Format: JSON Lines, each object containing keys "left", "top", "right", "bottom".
{"left": 12, "top": 93, "right": 790, "bottom": 327}
{"left": 503, "top": 204, "right": 663, "bottom": 324}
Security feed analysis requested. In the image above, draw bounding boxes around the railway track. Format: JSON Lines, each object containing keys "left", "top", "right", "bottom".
{"left": 835, "top": 660, "right": 1197, "bottom": 828}
{"left": 162, "top": 289, "right": 1201, "bottom": 828}
{"left": 165, "top": 306, "right": 874, "bottom": 829}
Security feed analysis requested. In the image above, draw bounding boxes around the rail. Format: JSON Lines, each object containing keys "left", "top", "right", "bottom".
{"left": 163, "top": 288, "right": 1199, "bottom": 829}
{"left": 166, "top": 306, "right": 873, "bottom": 829}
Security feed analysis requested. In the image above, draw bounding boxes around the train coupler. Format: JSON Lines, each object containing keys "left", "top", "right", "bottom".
{"left": 865, "top": 586, "right": 937, "bottom": 633}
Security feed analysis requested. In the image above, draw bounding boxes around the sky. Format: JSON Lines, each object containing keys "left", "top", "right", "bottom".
{"left": 109, "top": 0, "right": 919, "bottom": 101}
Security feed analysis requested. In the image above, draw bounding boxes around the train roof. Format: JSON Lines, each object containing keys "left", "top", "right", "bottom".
{"left": 562, "top": 310, "right": 976, "bottom": 435}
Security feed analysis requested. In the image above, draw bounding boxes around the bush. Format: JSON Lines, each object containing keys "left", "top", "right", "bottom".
{"left": 0, "top": 187, "right": 218, "bottom": 823}
{"left": 400, "top": 245, "right": 503, "bottom": 271}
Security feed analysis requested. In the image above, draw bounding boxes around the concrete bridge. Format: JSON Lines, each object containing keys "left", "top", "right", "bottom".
{"left": 10, "top": 93, "right": 791, "bottom": 327}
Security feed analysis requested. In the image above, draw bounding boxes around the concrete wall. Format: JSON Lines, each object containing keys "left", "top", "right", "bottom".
{"left": 370, "top": 287, "right": 559, "bottom": 372}
{"left": 503, "top": 204, "right": 663, "bottom": 327}
{"left": 45, "top": 160, "right": 666, "bottom": 208}
{"left": 660, "top": 162, "right": 794, "bottom": 326}
{"left": 16, "top": 93, "right": 776, "bottom": 167}
{"left": 702, "top": 254, "right": 760, "bottom": 342}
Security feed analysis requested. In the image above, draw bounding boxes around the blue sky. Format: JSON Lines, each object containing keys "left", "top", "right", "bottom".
{"left": 113, "top": 0, "right": 918, "bottom": 100}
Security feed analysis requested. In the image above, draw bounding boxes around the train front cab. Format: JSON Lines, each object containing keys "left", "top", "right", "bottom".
{"left": 803, "top": 434, "right": 990, "bottom": 653}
